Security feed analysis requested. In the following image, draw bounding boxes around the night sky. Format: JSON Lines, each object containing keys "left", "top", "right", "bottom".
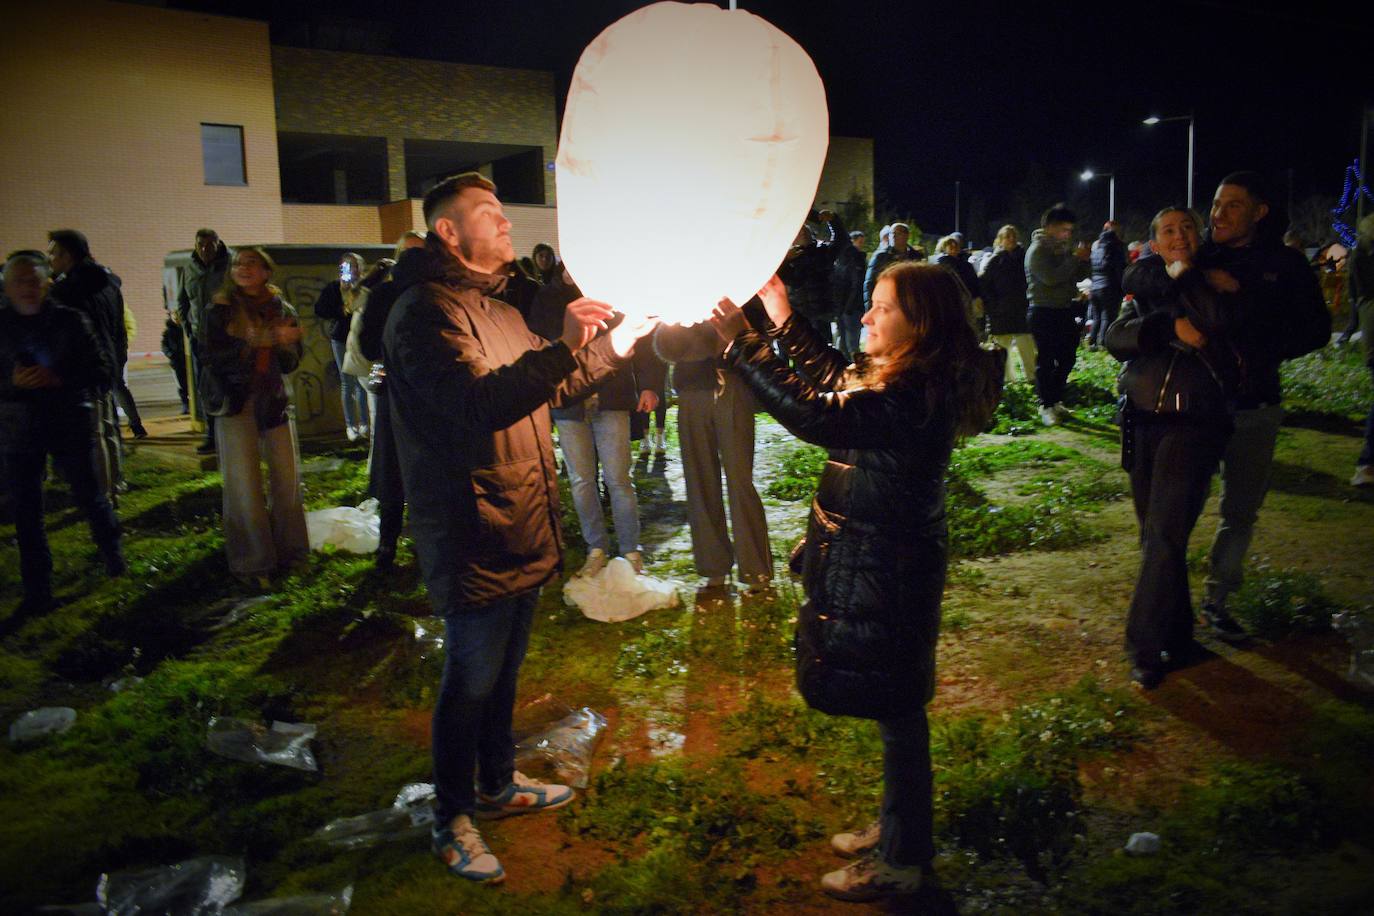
{"left": 173, "top": 0, "right": 1371, "bottom": 243}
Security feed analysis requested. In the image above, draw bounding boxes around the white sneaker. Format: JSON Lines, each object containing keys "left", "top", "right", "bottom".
{"left": 432, "top": 814, "right": 504, "bottom": 884}
{"left": 624, "top": 550, "right": 644, "bottom": 574}
{"left": 831, "top": 821, "right": 881, "bottom": 858}
{"left": 476, "top": 771, "right": 575, "bottom": 820}
{"left": 577, "top": 548, "right": 609, "bottom": 578}
{"left": 1039, "top": 406, "right": 1059, "bottom": 426}
{"left": 346, "top": 426, "right": 360, "bottom": 442}
{"left": 1352, "top": 465, "right": 1374, "bottom": 487}
{"left": 820, "top": 852, "right": 923, "bottom": 901}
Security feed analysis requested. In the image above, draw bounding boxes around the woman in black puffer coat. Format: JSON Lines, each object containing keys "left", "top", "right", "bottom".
{"left": 712, "top": 263, "right": 1002, "bottom": 903}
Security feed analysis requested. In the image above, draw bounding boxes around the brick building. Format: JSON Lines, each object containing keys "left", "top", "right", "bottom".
{"left": 1, "top": 0, "right": 872, "bottom": 354}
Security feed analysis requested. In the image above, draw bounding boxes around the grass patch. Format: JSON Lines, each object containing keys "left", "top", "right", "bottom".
{"left": 1227, "top": 563, "right": 1341, "bottom": 639}
{"left": 1280, "top": 344, "right": 1369, "bottom": 423}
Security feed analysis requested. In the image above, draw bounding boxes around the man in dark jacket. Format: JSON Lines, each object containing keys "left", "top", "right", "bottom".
{"left": 1089, "top": 220, "right": 1127, "bottom": 349}
{"left": 384, "top": 172, "right": 655, "bottom": 885}
{"left": 863, "top": 222, "right": 920, "bottom": 313}
{"left": 932, "top": 234, "right": 984, "bottom": 333}
{"left": 778, "top": 210, "right": 848, "bottom": 344}
{"left": 1, "top": 252, "right": 124, "bottom": 624}
{"left": 47, "top": 229, "right": 126, "bottom": 497}
{"left": 177, "top": 229, "right": 230, "bottom": 452}
{"left": 1194, "top": 172, "right": 1331, "bottom": 638}
{"left": 832, "top": 230, "right": 867, "bottom": 357}
{"left": 1025, "top": 204, "right": 1092, "bottom": 424}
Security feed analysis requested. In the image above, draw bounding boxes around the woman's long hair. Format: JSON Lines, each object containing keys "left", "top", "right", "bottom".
{"left": 215, "top": 246, "right": 282, "bottom": 303}
{"left": 860, "top": 261, "right": 1002, "bottom": 438}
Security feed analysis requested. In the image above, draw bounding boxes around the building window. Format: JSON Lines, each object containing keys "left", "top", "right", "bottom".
{"left": 201, "top": 124, "right": 247, "bottom": 186}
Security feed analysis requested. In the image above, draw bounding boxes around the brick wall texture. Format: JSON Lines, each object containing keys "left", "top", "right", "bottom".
{"left": 0, "top": 0, "right": 285, "bottom": 354}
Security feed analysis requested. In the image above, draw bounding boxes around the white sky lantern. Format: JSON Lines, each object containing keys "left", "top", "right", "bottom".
{"left": 555, "top": 1, "right": 829, "bottom": 325}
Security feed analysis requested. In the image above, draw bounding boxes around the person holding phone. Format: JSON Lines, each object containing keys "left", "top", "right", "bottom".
{"left": 314, "top": 252, "right": 372, "bottom": 441}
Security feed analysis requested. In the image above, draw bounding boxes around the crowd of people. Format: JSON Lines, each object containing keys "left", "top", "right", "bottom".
{"left": 2, "top": 164, "right": 1371, "bottom": 903}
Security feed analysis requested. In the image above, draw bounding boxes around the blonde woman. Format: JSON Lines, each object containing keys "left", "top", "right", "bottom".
{"left": 979, "top": 224, "right": 1037, "bottom": 381}
{"left": 202, "top": 247, "right": 308, "bottom": 588}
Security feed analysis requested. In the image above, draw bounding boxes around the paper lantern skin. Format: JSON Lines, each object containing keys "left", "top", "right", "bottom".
{"left": 556, "top": 1, "right": 829, "bottom": 325}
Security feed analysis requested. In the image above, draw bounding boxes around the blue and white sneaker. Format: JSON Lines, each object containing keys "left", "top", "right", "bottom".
{"left": 476, "top": 771, "right": 574, "bottom": 820}
{"left": 432, "top": 814, "right": 504, "bottom": 884}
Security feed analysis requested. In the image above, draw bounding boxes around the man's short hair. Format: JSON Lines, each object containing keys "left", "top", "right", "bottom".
{"left": 1149, "top": 206, "right": 1200, "bottom": 240}
{"left": 4, "top": 249, "right": 51, "bottom": 280}
{"left": 1040, "top": 204, "right": 1076, "bottom": 228}
{"left": 1218, "top": 170, "right": 1270, "bottom": 206}
{"left": 423, "top": 172, "right": 498, "bottom": 229}
{"left": 195, "top": 228, "right": 219, "bottom": 242}
{"left": 47, "top": 229, "right": 90, "bottom": 261}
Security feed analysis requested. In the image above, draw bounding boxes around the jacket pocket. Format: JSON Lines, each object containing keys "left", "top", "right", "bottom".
{"left": 470, "top": 457, "right": 548, "bottom": 560}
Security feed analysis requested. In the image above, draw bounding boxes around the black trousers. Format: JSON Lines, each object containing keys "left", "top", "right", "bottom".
{"left": 5, "top": 406, "right": 122, "bottom": 604}
{"left": 1028, "top": 306, "right": 1079, "bottom": 407}
{"left": 369, "top": 390, "right": 405, "bottom": 551}
{"left": 1125, "top": 419, "right": 1229, "bottom": 664}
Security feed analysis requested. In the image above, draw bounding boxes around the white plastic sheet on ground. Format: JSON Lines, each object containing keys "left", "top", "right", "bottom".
{"left": 563, "top": 557, "right": 680, "bottom": 622}
{"left": 96, "top": 855, "right": 245, "bottom": 915}
{"left": 9, "top": 706, "right": 76, "bottom": 744}
{"left": 305, "top": 498, "right": 379, "bottom": 553}
{"left": 311, "top": 783, "right": 436, "bottom": 850}
{"left": 206, "top": 718, "right": 319, "bottom": 772}
{"left": 223, "top": 885, "right": 352, "bottom": 915}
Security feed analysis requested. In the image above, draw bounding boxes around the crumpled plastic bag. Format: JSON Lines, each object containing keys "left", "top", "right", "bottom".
{"left": 1125, "top": 832, "right": 1161, "bottom": 855}
{"left": 206, "top": 718, "right": 318, "bottom": 772}
{"left": 223, "top": 886, "right": 352, "bottom": 915}
{"left": 512, "top": 695, "right": 608, "bottom": 789}
{"left": 311, "top": 783, "right": 436, "bottom": 849}
{"left": 412, "top": 617, "right": 445, "bottom": 660}
{"left": 97, "top": 855, "right": 245, "bottom": 915}
{"left": 1332, "top": 610, "right": 1374, "bottom": 687}
{"left": 9, "top": 707, "right": 76, "bottom": 744}
{"left": 305, "top": 498, "right": 379, "bottom": 553}
{"left": 563, "top": 556, "right": 680, "bottom": 622}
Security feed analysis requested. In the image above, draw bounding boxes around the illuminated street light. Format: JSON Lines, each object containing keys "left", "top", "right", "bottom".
{"left": 1143, "top": 113, "right": 1195, "bottom": 208}
{"left": 1081, "top": 169, "right": 1116, "bottom": 221}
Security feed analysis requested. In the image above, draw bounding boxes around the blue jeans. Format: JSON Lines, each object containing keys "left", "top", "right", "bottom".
{"left": 432, "top": 590, "right": 538, "bottom": 825}
{"left": 1206, "top": 404, "right": 1284, "bottom": 607}
{"left": 556, "top": 410, "right": 639, "bottom": 554}
{"left": 878, "top": 709, "right": 935, "bottom": 867}
{"left": 330, "top": 339, "right": 370, "bottom": 432}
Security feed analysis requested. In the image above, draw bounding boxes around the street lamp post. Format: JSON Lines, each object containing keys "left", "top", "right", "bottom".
{"left": 1144, "top": 113, "right": 1195, "bottom": 209}
{"left": 1080, "top": 169, "right": 1116, "bottom": 221}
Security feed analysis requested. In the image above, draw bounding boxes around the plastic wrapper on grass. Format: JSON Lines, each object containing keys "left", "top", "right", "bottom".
{"left": 97, "top": 855, "right": 245, "bottom": 915}
{"left": 305, "top": 499, "right": 379, "bottom": 553}
{"left": 563, "top": 557, "right": 681, "bottom": 622}
{"left": 1332, "top": 609, "right": 1374, "bottom": 687}
{"left": 311, "top": 785, "right": 435, "bottom": 849}
{"left": 9, "top": 706, "right": 76, "bottom": 744}
{"left": 206, "top": 717, "right": 318, "bottom": 772}
{"left": 514, "top": 695, "right": 608, "bottom": 789}
{"left": 224, "top": 885, "right": 352, "bottom": 914}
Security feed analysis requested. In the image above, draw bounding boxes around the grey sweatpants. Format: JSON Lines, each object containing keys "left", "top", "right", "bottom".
{"left": 677, "top": 376, "right": 772, "bottom": 582}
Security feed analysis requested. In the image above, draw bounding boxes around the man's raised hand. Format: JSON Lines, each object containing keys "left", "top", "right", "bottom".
{"left": 561, "top": 297, "right": 615, "bottom": 352}
{"left": 610, "top": 314, "right": 661, "bottom": 358}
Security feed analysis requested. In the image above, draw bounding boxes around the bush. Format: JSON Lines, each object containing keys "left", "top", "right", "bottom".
{"left": 1226, "top": 564, "right": 1340, "bottom": 639}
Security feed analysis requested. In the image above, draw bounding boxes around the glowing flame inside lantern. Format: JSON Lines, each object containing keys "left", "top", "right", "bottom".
{"left": 556, "top": 1, "right": 829, "bottom": 325}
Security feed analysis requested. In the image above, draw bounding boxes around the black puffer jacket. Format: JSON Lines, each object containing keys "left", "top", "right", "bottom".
{"left": 1108, "top": 256, "right": 1242, "bottom": 421}
{"left": 1090, "top": 230, "right": 1126, "bottom": 295}
{"left": 383, "top": 240, "right": 624, "bottom": 610}
{"left": 359, "top": 247, "right": 439, "bottom": 362}
{"left": 201, "top": 291, "right": 303, "bottom": 427}
{"left": 831, "top": 242, "right": 866, "bottom": 318}
{"left": 724, "top": 302, "right": 953, "bottom": 720}
{"left": 49, "top": 259, "right": 125, "bottom": 387}
{"left": 1196, "top": 239, "right": 1330, "bottom": 408}
{"left": 0, "top": 302, "right": 111, "bottom": 450}
{"left": 979, "top": 246, "right": 1029, "bottom": 334}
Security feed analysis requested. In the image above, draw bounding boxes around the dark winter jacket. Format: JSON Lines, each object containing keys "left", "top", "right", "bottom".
{"left": 49, "top": 259, "right": 126, "bottom": 386}
{"left": 1090, "top": 230, "right": 1127, "bottom": 295}
{"left": 313, "top": 281, "right": 358, "bottom": 344}
{"left": 201, "top": 290, "right": 302, "bottom": 428}
{"left": 1107, "top": 255, "right": 1241, "bottom": 421}
{"left": 831, "top": 242, "right": 867, "bottom": 318}
{"left": 778, "top": 217, "right": 848, "bottom": 323}
{"left": 359, "top": 248, "right": 439, "bottom": 363}
{"left": 1196, "top": 239, "right": 1331, "bottom": 408}
{"left": 863, "top": 245, "right": 920, "bottom": 310}
{"left": 177, "top": 241, "right": 230, "bottom": 339}
{"left": 1025, "top": 229, "right": 1089, "bottom": 309}
{"left": 979, "top": 246, "right": 1029, "bottom": 334}
{"left": 526, "top": 275, "right": 666, "bottom": 417}
{"left": 724, "top": 300, "right": 952, "bottom": 719}
{"left": 932, "top": 252, "right": 982, "bottom": 303}
{"left": 0, "top": 302, "right": 111, "bottom": 451}
{"left": 383, "top": 240, "right": 625, "bottom": 610}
